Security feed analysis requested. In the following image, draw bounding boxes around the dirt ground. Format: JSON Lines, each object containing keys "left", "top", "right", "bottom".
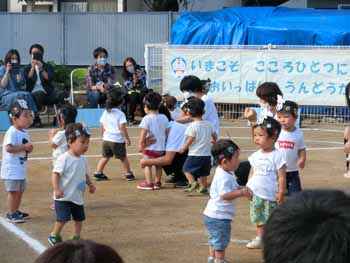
{"left": 0, "top": 120, "right": 348, "bottom": 263}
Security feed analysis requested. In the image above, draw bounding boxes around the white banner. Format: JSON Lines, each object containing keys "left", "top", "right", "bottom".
{"left": 163, "top": 47, "right": 350, "bottom": 106}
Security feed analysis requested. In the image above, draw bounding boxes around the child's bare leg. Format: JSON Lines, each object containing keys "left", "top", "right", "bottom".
{"left": 209, "top": 246, "right": 215, "bottom": 258}
{"left": 155, "top": 166, "right": 162, "bottom": 183}
{"left": 257, "top": 225, "right": 264, "bottom": 238}
{"left": 51, "top": 221, "right": 66, "bottom": 236}
{"left": 184, "top": 172, "right": 195, "bottom": 184}
{"left": 120, "top": 156, "right": 132, "bottom": 173}
{"left": 198, "top": 176, "right": 208, "bottom": 188}
{"left": 96, "top": 157, "right": 110, "bottom": 173}
{"left": 215, "top": 250, "right": 225, "bottom": 261}
{"left": 7, "top": 191, "right": 22, "bottom": 214}
{"left": 144, "top": 166, "right": 153, "bottom": 184}
{"left": 74, "top": 221, "right": 83, "bottom": 238}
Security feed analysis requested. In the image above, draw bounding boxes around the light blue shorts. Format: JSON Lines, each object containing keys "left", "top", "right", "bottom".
{"left": 203, "top": 215, "right": 231, "bottom": 251}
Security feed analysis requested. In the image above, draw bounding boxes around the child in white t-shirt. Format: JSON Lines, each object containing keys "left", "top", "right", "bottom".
{"left": 48, "top": 123, "right": 96, "bottom": 246}
{"left": 180, "top": 97, "right": 217, "bottom": 195}
{"left": 49, "top": 104, "right": 77, "bottom": 167}
{"left": 203, "top": 139, "right": 251, "bottom": 263}
{"left": 276, "top": 100, "right": 306, "bottom": 194}
{"left": 94, "top": 88, "right": 134, "bottom": 181}
{"left": 138, "top": 92, "right": 169, "bottom": 190}
{"left": 246, "top": 116, "right": 286, "bottom": 249}
{"left": 1, "top": 99, "right": 33, "bottom": 223}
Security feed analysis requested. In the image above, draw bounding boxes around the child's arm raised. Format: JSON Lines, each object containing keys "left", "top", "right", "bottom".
{"left": 52, "top": 172, "right": 64, "bottom": 199}
{"left": 119, "top": 123, "right": 131, "bottom": 146}
{"left": 298, "top": 149, "right": 306, "bottom": 169}
{"left": 48, "top": 128, "right": 59, "bottom": 148}
{"left": 276, "top": 165, "right": 287, "bottom": 205}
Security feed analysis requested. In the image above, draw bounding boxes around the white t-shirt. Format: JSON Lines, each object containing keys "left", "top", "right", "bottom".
{"left": 52, "top": 130, "right": 67, "bottom": 165}
{"left": 139, "top": 113, "right": 169, "bottom": 151}
{"left": 247, "top": 149, "right": 286, "bottom": 201}
{"left": 53, "top": 151, "right": 89, "bottom": 205}
{"left": 202, "top": 95, "right": 220, "bottom": 137}
{"left": 1, "top": 126, "right": 30, "bottom": 180}
{"left": 275, "top": 128, "right": 306, "bottom": 172}
{"left": 185, "top": 120, "right": 214, "bottom": 156}
{"left": 166, "top": 121, "right": 186, "bottom": 152}
{"left": 203, "top": 166, "right": 240, "bottom": 220}
{"left": 100, "top": 108, "right": 127, "bottom": 143}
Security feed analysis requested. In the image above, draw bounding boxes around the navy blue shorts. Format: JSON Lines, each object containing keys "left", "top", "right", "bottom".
{"left": 286, "top": 171, "right": 302, "bottom": 195}
{"left": 55, "top": 200, "right": 85, "bottom": 222}
{"left": 183, "top": 156, "right": 211, "bottom": 180}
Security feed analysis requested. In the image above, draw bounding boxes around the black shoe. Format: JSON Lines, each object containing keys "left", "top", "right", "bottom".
{"left": 124, "top": 172, "right": 136, "bottom": 181}
{"left": 175, "top": 181, "right": 189, "bottom": 188}
{"left": 16, "top": 210, "right": 30, "bottom": 219}
{"left": 94, "top": 172, "right": 109, "bottom": 181}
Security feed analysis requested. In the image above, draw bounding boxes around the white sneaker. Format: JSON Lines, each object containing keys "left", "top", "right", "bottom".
{"left": 208, "top": 257, "right": 215, "bottom": 263}
{"left": 344, "top": 171, "right": 350, "bottom": 178}
{"left": 246, "top": 236, "right": 262, "bottom": 249}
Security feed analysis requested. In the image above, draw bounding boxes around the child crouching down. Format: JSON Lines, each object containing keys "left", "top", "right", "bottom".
{"left": 204, "top": 139, "right": 252, "bottom": 263}
{"left": 246, "top": 116, "right": 286, "bottom": 249}
{"left": 48, "top": 123, "right": 96, "bottom": 246}
{"left": 1, "top": 99, "right": 33, "bottom": 223}
{"left": 180, "top": 97, "right": 217, "bottom": 194}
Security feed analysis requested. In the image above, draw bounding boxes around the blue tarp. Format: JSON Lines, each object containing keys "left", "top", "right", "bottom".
{"left": 171, "top": 7, "right": 350, "bottom": 45}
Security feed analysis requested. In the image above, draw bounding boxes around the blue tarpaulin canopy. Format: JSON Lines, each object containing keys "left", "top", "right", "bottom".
{"left": 171, "top": 7, "right": 350, "bottom": 45}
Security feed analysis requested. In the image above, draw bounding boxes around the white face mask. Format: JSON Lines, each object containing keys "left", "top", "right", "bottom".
{"left": 11, "top": 59, "right": 18, "bottom": 65}
{"left": 126, "top": 66, "right": 135, "bottom": 74}
{"left": 97, "top": 57, "right": 107, "bottom": 66}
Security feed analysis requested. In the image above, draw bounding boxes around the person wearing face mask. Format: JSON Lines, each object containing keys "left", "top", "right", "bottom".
{"left": 0, "top": 49, "right": 37, "bottom": 112}
{"left": 86, "top": 47, "right": 116, "bottom": 108}
{"left": 122, "top": 57, "right": 148, "bottom": 124}
{"left": 24, "top": 43, "right": 66, "bottom": 127}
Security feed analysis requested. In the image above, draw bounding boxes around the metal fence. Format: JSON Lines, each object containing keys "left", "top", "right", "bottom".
{"left": 145, "top": 43, "right": 350, "bottom": 126}
{"left": 0, "top": 12, "right": 174, "bottom": 66}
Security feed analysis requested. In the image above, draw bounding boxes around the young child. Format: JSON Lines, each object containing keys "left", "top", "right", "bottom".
{"left": 138, "top": 92, "right": 169, "bottom": 190}
{"left": 94, "top": 88, "right": 135, "bottom": 181}
{"left": 246, "top": 116, "right": 286, "bottom": 249}
{"left": 1, "top": 99, "right": 33, "bottom": 223}
{"left": 162, "top": 94, "right": 181, "bottom": 121}
{"left": 48, "top": 123, "right": 96, "bottom": 246}
{"left": 49, "top": 104, "right": 77, "bottom": 167}
{"left": 276, "top": 100, "right": 306, "bottom": 194}
{"left": 244, "top": 82, "right": 283, "bottom": 124}
{"left": 180, "top": 97, "right": 217, "bottom": 194}
{"left": 203, "top": 139, "right": 251, "bottom": 263}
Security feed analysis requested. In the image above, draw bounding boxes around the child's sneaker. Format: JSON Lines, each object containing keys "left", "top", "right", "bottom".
{"left": 124, "top": 172, "right": 135, "bottom": 181}
{"left": 197, "top": 186, "right": 209, "bottom": 195}
{"left": 153, "top": 181, "right": 162, "bottom": 190}
{"left": 184, "top": 182, "right": 199, "bottom": 192}
{"left": 246, "top": 236, "right": 262, "bottom": 249}
{"left": 16, "top": 210, "right": 30, "bottom": 219}
{"left": 94, "top": 172, "right": 109, "bottom": 181}
{"left": 48, "top": 234, "right": 62, "bottom": 246}
{"left": 6, "top": 211, "right": 25, "bottom": 223}
{"left": 208, "top": 256, "right": 215, "bottom": 263}
{"left": 137, "top": 180, "right": 154, "bottom": 190}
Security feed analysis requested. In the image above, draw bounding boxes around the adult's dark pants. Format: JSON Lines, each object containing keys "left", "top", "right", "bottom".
{"left": 32, "top": 89, "right": 66, "bottom": 111}
{"left": 162, "top": 152, "right": 188, "bottom": 183}
{"left": 127, "top": 91, "right": 146, "bottom": 122}
{"left": 235, "top": 160, "right": 251, "bottom": 186}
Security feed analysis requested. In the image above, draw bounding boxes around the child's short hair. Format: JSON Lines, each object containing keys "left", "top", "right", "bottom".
{"left": 212, "top": 139, "right": 240, "bottom": 166}
{"left": 263, "top": 190, "right": 350, "bottom": 263}
{"left": 34, "top": 239, "right": 124, "bottom": 263}
{"left": 256, "top": 82, "right": 283, "bottom": 107}
{"left": 106, "top": 88, "right": 124, "bottom": 111}
{"left": 253, "top": 116, "right": 281, "bottom": 140}
{"left": 163, "top": 95, "right": 177, "bottom": 111}
{"left": 143, "top": 92, "right": 162, "bottom": 111}
{"left": 57, "top": 104, "right": 77, "bottom": 128}
{"left": 65, "top": 123, "right": 90, "bottom": 144}
{"left": 277, "top": 100, "right": 298, "bottom": 119}
{"left": 186, "top": 97, "right": 205, "bottom": 117}
{"left": 9, "top": 99, "right": 30, "bottom": 119}
{"left": 180, "top": 75, "right": 203, "bottom": 93}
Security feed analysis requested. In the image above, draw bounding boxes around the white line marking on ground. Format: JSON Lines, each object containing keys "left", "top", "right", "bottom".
{"left": 231, "top": 239, "right": 250, "bottom": 244}
{"left": 0, "top": 217, "right": 47, "bottom": 254}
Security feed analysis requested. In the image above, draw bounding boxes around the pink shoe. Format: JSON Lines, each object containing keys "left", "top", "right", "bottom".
{"left": 137, "top": 181, "right": 154, "bottom": 190}
{"left": 153, "top": 182, "right": 162, "bottom": 190}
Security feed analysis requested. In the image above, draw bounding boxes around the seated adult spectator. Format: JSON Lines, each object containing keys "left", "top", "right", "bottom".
{"left": 122, "top": 57, "right": 148, "bottom": 124}
{"left": 0, "top": 49, "right": 37, "bottom": 112}
{"left": 263, "top": 189, "right": 350, "bottom": 263}
{"left": 34, "top": 239, "right": 124, "bottom": 263}
{"left": 86, "top": 47, "right": 116, "bottom": 108}
{"left": 24, "top": 44, "right": 65, "bottom": 126}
